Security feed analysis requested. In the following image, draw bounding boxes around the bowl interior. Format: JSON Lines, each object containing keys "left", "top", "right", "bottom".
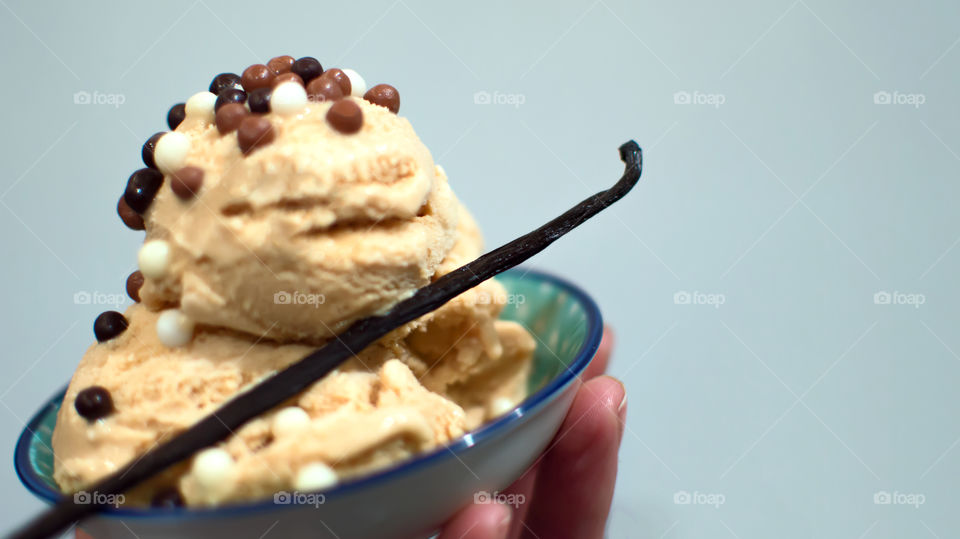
{"left": 16, "top": 268, "right": 597, "bottom": 509}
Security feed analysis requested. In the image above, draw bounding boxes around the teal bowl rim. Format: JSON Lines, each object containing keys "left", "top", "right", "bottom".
{"left": 14, "top": 267, "right": 603, "bottom": 521}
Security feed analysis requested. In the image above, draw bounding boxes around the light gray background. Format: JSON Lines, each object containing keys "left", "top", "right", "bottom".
{"left": 1, "top": 0, "right": 958, "bottom": 537}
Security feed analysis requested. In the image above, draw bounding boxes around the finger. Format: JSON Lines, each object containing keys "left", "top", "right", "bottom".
{"left": 522, "top": 376, "right": 625, "bottom": 539}
{"left": 503, "top": 462, "right": 538, "bottom": 538}
{"left": 583, "top": 325, "right": 615, "bottom": 380}
{"left": 438, "top": 501, "right": 512, "bottom": 539}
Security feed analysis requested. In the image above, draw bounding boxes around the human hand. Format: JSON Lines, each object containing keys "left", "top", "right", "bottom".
{"left": 439, "top": 326, "right": 625, "bottom": 539}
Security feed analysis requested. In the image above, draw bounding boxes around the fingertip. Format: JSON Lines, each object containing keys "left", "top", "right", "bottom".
{"left": 439, "top": 501, "right": 512, "bottom": 539}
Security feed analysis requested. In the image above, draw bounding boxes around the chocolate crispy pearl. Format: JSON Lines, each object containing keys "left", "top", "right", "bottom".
{"left": 126, "top": 271, "right": 144, "bottom": 302}
{"left": 141, "top": 132, "right": 165, "bottom": 170}
{"left": 171, "top": 166, "right": 203, "bottom": 199}
{"left": 75, "top": 386, "right": 114, "bottom": 421}
{"left": 247, "top": 87, "right": 271, "bottom": 113}
{"left": 242, "top": 64, "right": 275, "bottom": 91}
{"left": 216, "top": 103, "right": 249, "bottom": 134}
{"left": 237, "top": 116, "right": 275, "bottom": 154}
{"left": 306, "top": 77, "right": 343, "bottom": 102}
{"left": 320, "top": 69, "right": 351, "bottom": 96}
{"left": 267, "top": 55, "right": 295, "bottom": 75}
{"left": 364, "top": 84, "right": 400, "bottom": 113}
{"left": 272, "top": 72, "right": 303, "bottom": 88}
{"left": 151, "top": 487, "right": 184, "bottom": 508}
{"left": 326, "top": 99, "right": 363, "bottom": 134}
{"left": 209, "top": 73, "right": 242, "bottom": 95}
{"left": 291, "top": 57, "right": 323, "bottom": 83}
{"left": 117, "top": 196, "right": 145, "bottom": 231}
{"left": 167, "top": 103, "right": 186, "bottom": 130}
{"left": 215, "top": 88, "right": 247, "bottom": 112}
{"left": 94, "top": 311, "right": 128, "bottom": 342}
{"left": 124, "top": 168, "right": 164, "bottom": 214}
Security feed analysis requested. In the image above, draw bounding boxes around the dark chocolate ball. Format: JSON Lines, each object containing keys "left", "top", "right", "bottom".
{"left": 93, "top": 311, "right": 128, "bottom": 342}
{"left": 75, "top": 386, "right": 114, "bottom": 420}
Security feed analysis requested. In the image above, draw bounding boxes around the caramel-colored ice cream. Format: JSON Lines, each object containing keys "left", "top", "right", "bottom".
{"left": 52, "top": 60, "right": 535, "bottom": 507}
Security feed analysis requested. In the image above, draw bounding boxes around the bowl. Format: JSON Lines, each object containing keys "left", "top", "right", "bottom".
{"left": 15, "top": 268, "right": 603, "bottom": 539}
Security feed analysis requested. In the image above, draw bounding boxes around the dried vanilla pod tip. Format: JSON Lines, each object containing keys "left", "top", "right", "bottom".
{"left": 74, "top": 386, "right": 114, "bottom": 421}
{"left": 126, "top": 271, "right": 144, "bottom": 302}
{"left": 209, "top": 73, "right": 242, "bottom": 95}
{"left": 124, "top": 168, "right": 163, "bottom": 214}
{"left": 93, "top": 311, "right": 128, "bottom": 342}
{"left": 167, "top": 103, "right": 186, "bottom": 130}
{"left": 117, "top": 196, "right": 144, "bottom": 230}
{"left": 364, "top": 84, "right": 400, "bottom": 113}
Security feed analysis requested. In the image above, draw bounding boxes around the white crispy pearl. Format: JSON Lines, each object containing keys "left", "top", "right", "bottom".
{"left": 156, "top": 309, "right": 195, "bottom": 347}
{"left": 192, "top": 448, "right": 235, "bottom": 489}
{"left": 273, "top": 407, "right": 311, "bottom": 436}
{"left": 137, "top": 240, "right": 170, "bottom": 278}
{"left": 271, "top": 82, "right": 308, "bottom": 115}
{"left": 154, "top": 132, "right": 190, "bottom": 175}
{"left": 294, "top": 462, "right": 338, "bottom": 492}
{"left": 185, "top": 91, "right": 217, "bottom": 123}
{"left": 489, "top": 397, "right": 515, "bottom": 417}
{"left": 342, "top": 69, "right": 366, "bottom": 97}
